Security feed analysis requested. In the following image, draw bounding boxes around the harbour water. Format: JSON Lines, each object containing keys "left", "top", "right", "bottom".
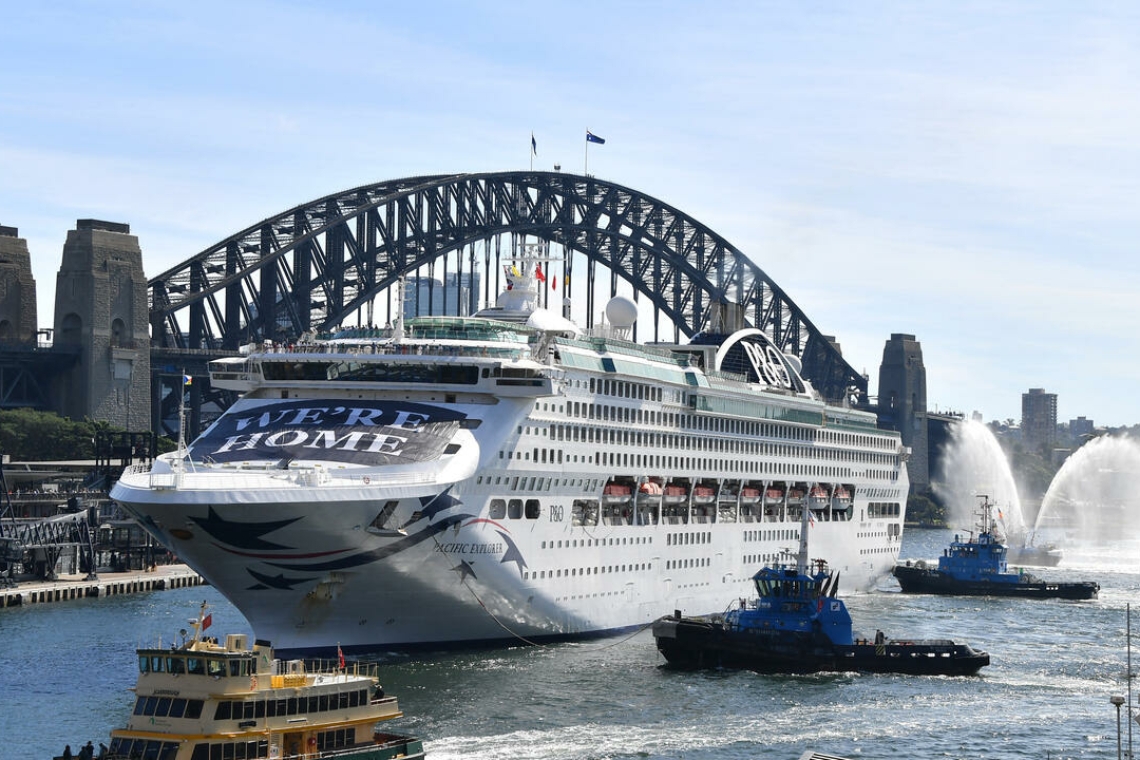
{"left": 5, "top": 528, "right": 1137, "bottom": 760}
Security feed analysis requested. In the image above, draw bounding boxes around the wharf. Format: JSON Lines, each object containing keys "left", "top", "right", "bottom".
{"left": 0, "top": 564, "right": 205, "bottom": 608}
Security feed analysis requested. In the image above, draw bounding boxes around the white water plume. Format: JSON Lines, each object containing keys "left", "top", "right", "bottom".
{"left": 1036, "top": 434, "right": 1140, "bottom": 553}
{"left": 934, "top": 419, "right": 1025, "bottom": 535}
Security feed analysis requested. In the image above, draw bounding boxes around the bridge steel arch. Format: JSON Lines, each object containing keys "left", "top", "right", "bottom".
{"left": 149, "top": 171, "right": 866, "bottom": 418}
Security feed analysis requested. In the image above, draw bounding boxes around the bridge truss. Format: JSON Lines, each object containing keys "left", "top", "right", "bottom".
{"left": 148, "top": 172, "right": 866, "bottom": 430}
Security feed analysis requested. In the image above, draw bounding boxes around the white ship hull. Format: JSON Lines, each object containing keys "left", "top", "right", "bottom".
{"left": 113, "top": 270, "right": 909, "bottom": 654}
{"left": 114, "top": 394, "right": 907, "bottom": 653}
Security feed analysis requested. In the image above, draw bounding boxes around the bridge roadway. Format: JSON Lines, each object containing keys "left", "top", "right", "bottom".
{"left": 0, "top": 341, "right": 237, "bottom": 439}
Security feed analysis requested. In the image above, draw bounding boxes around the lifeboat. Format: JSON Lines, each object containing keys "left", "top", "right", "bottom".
{"left": 602, "top": 482, "right": 633, "bottom": 504}
{"left": 740, "top": 487, "right": 761, "bottom": 505}
{"left": 638, "top": 481, "right": 663, "bottom": 506}
{"left": 786, "top": 488, "right": 805, "bottom": 506}
{"left": 764, "top": 486, "right": 785, "bottom": 505}
{"left": 663, "top": 485, "right": 688, "bottom": 505}
{"left": 692, "top": 485, "right": 716, "bottom": 505}
{"left": 832, "top": 486, "right": 852, "bottom": 505}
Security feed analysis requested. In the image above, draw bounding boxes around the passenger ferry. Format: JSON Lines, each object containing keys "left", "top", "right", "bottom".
{"left": 112, "top": 254, "right": 909, "bottom": 653}
{"left": 88, "top": 604, "right": 423, "bottom": 760}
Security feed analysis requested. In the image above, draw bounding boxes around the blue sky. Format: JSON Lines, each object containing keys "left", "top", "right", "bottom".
{"left": 3, "top": 1, "right": 1139, "bottom": 426}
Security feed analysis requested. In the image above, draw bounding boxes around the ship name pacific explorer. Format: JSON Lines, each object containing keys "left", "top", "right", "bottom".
{"left": 112, "top": 252, "right": 909, "bottom": 653}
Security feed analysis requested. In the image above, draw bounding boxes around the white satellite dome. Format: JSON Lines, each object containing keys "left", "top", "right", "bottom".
{"left": 605, "top": 296, "right": 638, "bottom": 328}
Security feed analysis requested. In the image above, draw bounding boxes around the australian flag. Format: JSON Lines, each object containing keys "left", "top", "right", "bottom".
{"left": 586, "top": 130, "right": 606, "bottom": 144}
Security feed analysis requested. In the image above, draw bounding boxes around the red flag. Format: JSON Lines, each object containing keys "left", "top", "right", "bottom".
{"left": 202, "top": 613, "right": 212, "bottom": 631}
{"left": 551, "top": 276, "right": 557, "bottom": 291}
{"left": 337, "top": 645, "right": 345, "bottom": 669}
{"left": 535, "top": 264, "right": 546, "bottom": 282}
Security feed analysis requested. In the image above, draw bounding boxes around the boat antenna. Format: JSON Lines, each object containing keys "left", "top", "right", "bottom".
{"left": 175, "top": 370, "right": 191, "bottom": 475}
{"left": 393, "top": 276, "right": 406, "bottom": 342}
{"left": 796, "top": 502, "right": 811, "bottom": 574}
{"left": 187, "top": 600, "right": 209, "bottom": 645}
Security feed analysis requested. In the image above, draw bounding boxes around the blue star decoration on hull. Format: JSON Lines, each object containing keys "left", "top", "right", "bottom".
{"left": 190, "top": 506, "right": 301, "bottom": 550}
{"left": 451, "top": 559, "right": 477, "bottom": 582}
{"left": 246, "top": 568, "right": 313, "bottom": 591}
{"left": 496, "top": 530, "right": 528, "bottom": 576}
{"left": 415, "top": 488, "right": 462, "bottom": 522}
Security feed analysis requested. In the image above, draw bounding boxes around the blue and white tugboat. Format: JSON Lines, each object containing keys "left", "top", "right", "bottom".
{"left": 893, "top": 495, "right": 1098, "bottom": 600}
{"left": 652, "top": 511, "right": 990, "bottom": 675}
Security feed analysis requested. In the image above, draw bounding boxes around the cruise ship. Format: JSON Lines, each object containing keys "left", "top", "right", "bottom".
{"left": 112, "top": 257, "right": 909, "bottom": 654}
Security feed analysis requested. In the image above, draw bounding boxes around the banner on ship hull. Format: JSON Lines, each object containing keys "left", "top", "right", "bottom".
{"left": 188, "top": 400, "right": 467, "bottom": 466}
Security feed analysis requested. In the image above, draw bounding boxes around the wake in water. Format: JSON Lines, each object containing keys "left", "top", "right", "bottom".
{"left": 934, "top": 419, "right": 1025, "bottom": 534}
{"left": 1036, "top": 435, "right": 1140, "bottom": 563}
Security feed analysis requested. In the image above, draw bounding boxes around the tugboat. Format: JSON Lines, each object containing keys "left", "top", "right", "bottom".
{"left": 61, "top": 603, "right": 425, "bottom": 760}
{"left": 893, "top": 495, "right": 1097, "bottom": 600}
{"left": 652, "top": 511, "right": 990, "bottom": 675}
{"left": 1006, "top": 531, "right": 1063, "bottom": 567}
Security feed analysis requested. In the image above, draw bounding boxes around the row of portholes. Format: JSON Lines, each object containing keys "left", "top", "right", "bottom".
{"left": 744, "top": 554, "right": 782, "bottom": 565}
{"left": 665, "top": 557, "right": 711, "bottom": 570}
{"left": 524, "top": 563, "right": 650, "bottom": 580}
{"left": 541, "top": 536, "right": 650, "bottom": 549}
{"left": 666, "top": 532, "right": 712, "bottom": 546}
{"left": 743, "top": 529, "right": 799, "bottom": 542}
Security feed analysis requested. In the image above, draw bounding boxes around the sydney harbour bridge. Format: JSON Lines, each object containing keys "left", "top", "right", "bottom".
{"left": 150, "top": 170, "right": 866, "bottom": 436}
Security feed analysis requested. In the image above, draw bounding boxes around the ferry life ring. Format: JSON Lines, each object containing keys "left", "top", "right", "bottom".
{"left": 363, "top": 476, "right": 370, "bottom": 485}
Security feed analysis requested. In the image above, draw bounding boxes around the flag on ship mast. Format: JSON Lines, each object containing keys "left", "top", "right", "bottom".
{"left": 337, "top": 645, "right": 345, "bottom": 669}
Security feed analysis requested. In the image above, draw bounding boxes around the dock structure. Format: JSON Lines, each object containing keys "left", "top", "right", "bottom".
{"left": 0, "top": 563, "right": 205, "bottom": 608}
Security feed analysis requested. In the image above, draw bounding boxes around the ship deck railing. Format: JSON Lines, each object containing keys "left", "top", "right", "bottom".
{"left": 132, "top": 464, "right": 437, "bottom": 491}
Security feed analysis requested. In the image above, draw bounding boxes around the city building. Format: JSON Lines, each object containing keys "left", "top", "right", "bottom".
{"left": 1021, "top": 388, "right": 1058, "bottom": 451}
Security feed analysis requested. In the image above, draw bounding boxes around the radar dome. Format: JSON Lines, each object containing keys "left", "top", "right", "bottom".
{"left": 605, "top": 296, "right": 638, "bottom": 328}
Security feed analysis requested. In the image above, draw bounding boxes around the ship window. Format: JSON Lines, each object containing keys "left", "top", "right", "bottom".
{"left": 169, "top": 698, "right": 187, "bottom": 718}
{"left": 525, "top": 499, "right": 541, "bottom": 519}
{"left": 133, "top": 697, "right": 146, "bottom": 715}
{"left": 185, "top": 700, "right": 204, "bottom": 719}
{"left": 167, "top": 656, "right": 186, "bottom": 674}
{"left": 215, "top": 701, "right": 232, "bottom": 720}
{"left": 508, "top": 499, "right": 523, "bottom": 519}
{"left": 207, "top": 659, "right": 226, "bottom": 677}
